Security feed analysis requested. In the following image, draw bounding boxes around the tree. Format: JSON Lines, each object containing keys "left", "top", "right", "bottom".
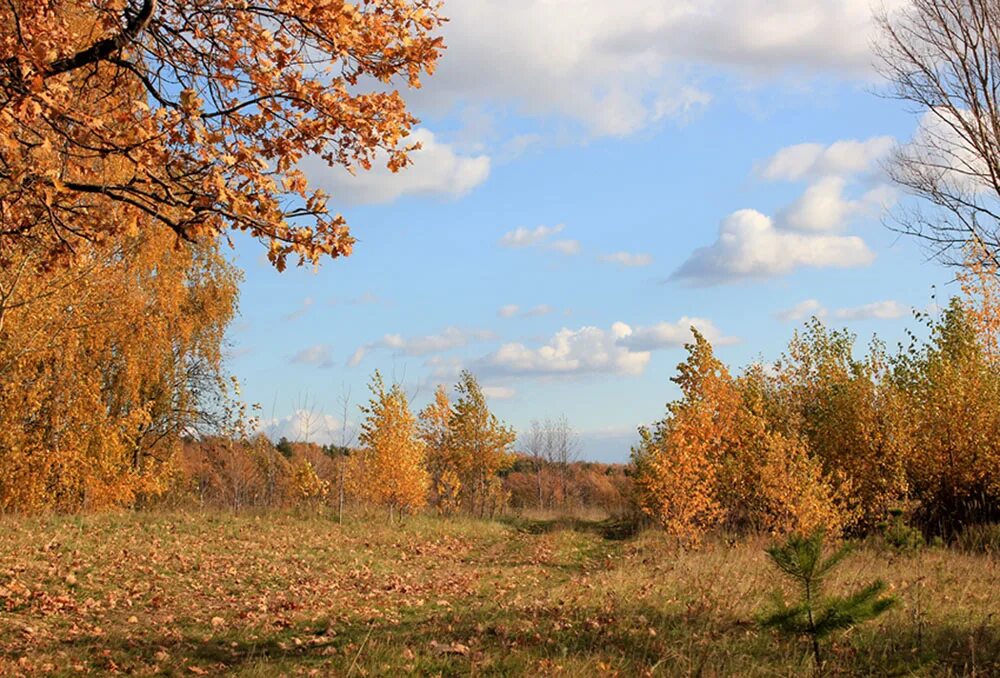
{"left": 0, "top": 0, "right": 444, "bottom": 270}
{"left": 632, "top": 330, "right": 734, "bottom": 542}
{"left": 889, "top": 299, "right": 1000, "bottom": 534}
{"left": 876, "top": 0, "right": 1000, "bottom": 266}
{"left": 0, "top": 224, "right": 239, "bottom": 511}
{"left": 760, "top": 531, "right": 895, "bottom": 668}
{"left": 354, "top": 371, "right": 428, "bottom": 521}
{"left": 770, "top": 320, "right": 907, "bottom": 532}
{"left": 633, "top": 330, "right": 844, "bottom": 542}
{"left": 417, "top": 384, "right": 461, "bottom": 514}
{"left": 447, "top": 371, "right": 516, "bottom": 517}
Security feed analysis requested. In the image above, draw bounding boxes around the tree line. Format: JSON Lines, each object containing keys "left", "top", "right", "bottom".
{"left": 633, "top": 290, "right": 1000, "bottom": 544}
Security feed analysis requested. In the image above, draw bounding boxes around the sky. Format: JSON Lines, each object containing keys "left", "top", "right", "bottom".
{"left": 226, "top": 0, "right": 953, "bottom": 461}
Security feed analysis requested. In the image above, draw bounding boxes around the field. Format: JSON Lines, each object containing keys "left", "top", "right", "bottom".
{"left": 0, "top": 511, "right": 997, "bottom": 677}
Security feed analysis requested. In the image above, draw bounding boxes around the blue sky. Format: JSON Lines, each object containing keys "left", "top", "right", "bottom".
{"left": 226, "top": 0, "right": 952, "bottom": 461}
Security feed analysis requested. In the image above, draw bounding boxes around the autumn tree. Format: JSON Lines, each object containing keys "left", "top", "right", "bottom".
{"left": 769, "top": 320, "right": 907, "bottom": 532}
{"left": 447, "top": 371, "right": 516, "bottom": 517}
{"left": 417, "top": 384, "right": 461, "bottom": 514}
{"left": 889, "top": 299, "right": 1000, "bottom": 534}
{"left": 0, "top": 0, "right": 444, "bottom": 270}
{"left": 0, "top": 225, "right": 240, "bottom": 511}
{"left": 354, "top": 371, "right": 428, "bottom": 521}
{"left": 633, "top": 331, "right": 842, "bottom": 543}
{"left": 632, "top": 331, "right": 732, "bottom": 541}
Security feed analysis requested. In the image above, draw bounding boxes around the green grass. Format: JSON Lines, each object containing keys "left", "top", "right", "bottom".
{"left": 0, "top": 510, "right": 997, "bottom": 676}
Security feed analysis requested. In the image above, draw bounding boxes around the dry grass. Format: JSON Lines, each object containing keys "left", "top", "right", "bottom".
{"left": 0, "top": 510, "right": 996, "bottom": 676}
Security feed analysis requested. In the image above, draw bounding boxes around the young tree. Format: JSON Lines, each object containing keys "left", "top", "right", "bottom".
{"left": 632, "top": 330, "right": 734, "bottom": 542}
{"left": 633, "top": 330, "right": 844, "bottom": 542}
{"left": 355, "top": 371, "right": 428, "bottom": 522}
{"left": 770, "top": 320, "right": 907, "bottom": 532}
{"left": 889, "top": 299, "right": 1000, "bottom": 534}
{"left": 0, "top": 0, "right": 444, "bottom": 270}
{"left": 447, "top": 371, "right": 516, "bottom": 517}
{"left": 761, "top": 531, "right": 896, "bottom": 668}
{"left": 418, "top": 384, "right": 461, "bottom": 514}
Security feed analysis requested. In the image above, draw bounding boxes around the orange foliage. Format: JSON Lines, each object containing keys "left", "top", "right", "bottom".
{"left": 633, "top": 330, "right": 844, "bottom": 543}
{"left": 0, "top": 226, "right": 239, "bottom": 512}
{"left": 352, "top": 371, "right": 428, "bottom": 519}
{"left": 446, "top": 371, "right": 516, "bottom": 517}
{"left": 0, "top": 0, "right": 444, "bottom": 270}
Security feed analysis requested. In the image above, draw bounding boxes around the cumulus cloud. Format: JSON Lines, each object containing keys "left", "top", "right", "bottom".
{"left": 473, "top": 318, "right": 733, "bottom": 379}
{"left": 600, "top": 251, "right": 654, "bottom": 268}
{"left": 291, "top": 344, "right": 334, "bottom": 369}
{"left": 416, "top": 1, "right": 904, "bottom": 137}
{"left": 776, "top": 177, "right": 895, "bottom": 232}
{"left": 476, "top": 322, "right": 650, "bottom": 378}
{"left": 498, "top": 304, "right": 521, "bottom": 318}
{"left": 499, "top": 224, "right": 565, "bottom": 248}
{"left": 833, "top": 300, "right": 909, "bottom": 320}
{"left": 349, "top": 327, "right": 495, "bottom": 367}
{"left": 674, "top": 135, "right": 900, "bottom": 285}
{"left": 776, "top": 299, "right": 828, "bottom": 322}
{"left": 672, "top": 209, "right": 875, "bottom": 285}
{"left": 617, "top": 318, "right": 740, "bottom": 351}
{"left": 302, "top": 128, "right": 490, "bottom": 204}
{"left": 758, "top": 136, "right": 896, "bottom": 182}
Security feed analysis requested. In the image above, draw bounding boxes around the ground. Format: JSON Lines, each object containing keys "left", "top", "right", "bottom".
{"left": 0, "top": 511, "right": 997, "bottom": 676}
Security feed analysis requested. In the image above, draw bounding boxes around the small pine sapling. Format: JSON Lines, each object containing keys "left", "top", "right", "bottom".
{"left": 760, "top": 531, "right": 896, "bottom": 668}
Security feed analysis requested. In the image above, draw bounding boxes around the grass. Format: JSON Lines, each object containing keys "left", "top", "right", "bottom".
{"left": 0, "top": 510, "right": 997, "bottom": 676}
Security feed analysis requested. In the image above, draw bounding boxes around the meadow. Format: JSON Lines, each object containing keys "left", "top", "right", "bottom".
{"left": 0, "top": 510, "right": 996, "bottom": 676}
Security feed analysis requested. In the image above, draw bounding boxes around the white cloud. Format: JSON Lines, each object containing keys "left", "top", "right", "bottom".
{"left": 758, "top": 136, "right": 896, "bottom": 182}
{"left": 776, "top": 177, "right": 895, "bottom": 232}
{"left": 600, "top": 251, "right": 654, "bottom": 268}
{"left": 283, "top": 297, "right": 315, "bottom": 321}
{"left": 303, "top": 128, "right": 490, "bottom": 204}
{"left": 672, "top": 209, "right": 875, "bottom": 285}
{"left": 417, "top": 1, "right": 904, "bottom": 137}
{"left": 776, "top": 299, "right": 828, "bottom": 322}
{"left": 261, "top": 410, "right": 342, "bottom": 445}
{"left": 291, "top": 344, "right": 334, "bottom": 368}
{"left": 498, "top": 304, "right": 521, "bottom": 318}
{"left": 474, "top": 317, "right": 733, "bottom": 379}
{"left": 833, "top": 300, "right": 909, "bottom": 321}
{"left": 482, "top": 385, "right": 517, "bottom": 400}
{"left": 617, "top": 318, "right": 740, "bottom": 351}
{"left": 476, "top": 322, "right": 650, "bottom": 378}
{"left": 349, "top": 327, "right": 495, "bottom": 367}
{"left": 775, "top": 298, "right": 910, "bottom": 322}
{"left": 549, "top": 239, "right": 582, "bottom": 256}
{"left": 499, "top": 224, "right": 565, "bottom": 248}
